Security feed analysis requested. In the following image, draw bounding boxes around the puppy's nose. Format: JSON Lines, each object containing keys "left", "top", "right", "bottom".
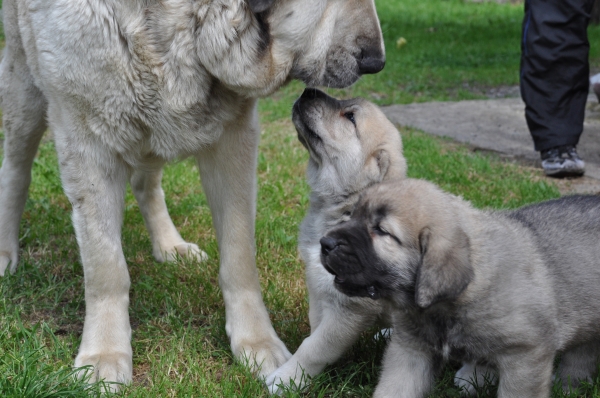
{"left": 320, "top": 236, "right": 339, "bottom": 256}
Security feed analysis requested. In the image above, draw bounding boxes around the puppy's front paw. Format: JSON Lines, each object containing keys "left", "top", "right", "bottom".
{"left": 265, "top": 360, "right": 308, "bottom": 395}
{"left": 454, "top": 362, "right": 497, "bottom": 396}
{"left": 75, "top": 352, "right": 132, "bottom": 392}
{"left": 235, "top": 337, "right": 292, "bottom": 378}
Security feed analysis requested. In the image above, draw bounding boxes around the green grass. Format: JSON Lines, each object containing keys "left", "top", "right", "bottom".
{"left": 1, "top": 0, "right": 598, "bottom": 396}
{"left": 260, "top": 0, "right": 600, "bottom": 122}
{"left": 1, "top": 121, "right": 562, "bottom": 398}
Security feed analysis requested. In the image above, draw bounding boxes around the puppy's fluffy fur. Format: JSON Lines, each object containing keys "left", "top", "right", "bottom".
{"left": 266, "top": 89, "right": 406, "bottom": 393}
{"left": 322, "top": 178, "right": 600, "bottom": 397}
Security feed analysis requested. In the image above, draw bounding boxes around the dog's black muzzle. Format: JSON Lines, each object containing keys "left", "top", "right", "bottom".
{"left": 319, "top": 226, "right": 383, "bottom": 300}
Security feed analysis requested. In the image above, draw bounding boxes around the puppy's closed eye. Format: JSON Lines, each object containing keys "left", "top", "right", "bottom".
{"left": 372, "top": 224, "right": 401, "bottom": 245}
{"left": 373, "top": 224, "right": 388, "bottom": 236}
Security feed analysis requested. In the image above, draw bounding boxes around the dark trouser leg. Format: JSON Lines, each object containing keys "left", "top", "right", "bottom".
{"left": 520, "top": 0, "right": 594, "bottom": 152}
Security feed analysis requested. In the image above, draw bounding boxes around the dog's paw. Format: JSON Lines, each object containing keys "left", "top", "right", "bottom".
{"left": 265, "top": 360, "right": 308, "bottom": 395}
{"left": 174, "top": 242, "right": 208, "bottom": 262}
{"left": 236, "top": 337, "right": 292, "bottom": 378}
{"left": 454, "top": 362, "right": 497, "bottom": 396}
{"left": 75, "top": 352, "right": 132, "bottom": 392}
{"left": 0, "top": 251, "right": 17, "bottom": 276}
{"left": 156, "top": 242, "right": 208, "bottom": 263}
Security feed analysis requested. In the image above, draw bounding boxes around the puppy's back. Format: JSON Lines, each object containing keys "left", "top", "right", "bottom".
{"left": 506, "top": 195, "right": 600, "bottom": 342}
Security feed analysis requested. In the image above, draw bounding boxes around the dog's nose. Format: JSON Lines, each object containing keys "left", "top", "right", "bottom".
{"left": 357, "top": 49, "right": 385, "bottom": 75}
{"left": 320, "top": 236, "right": 339, "bottom": 256}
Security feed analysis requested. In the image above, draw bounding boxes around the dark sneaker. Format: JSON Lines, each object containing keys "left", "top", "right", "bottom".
{"left": 591, "top": 73, "right": 600, "bottom": 102}
{"left": 541, "top": 145, "right": 585, "bottom": 178}
{"left": 593, "top": 82, "right": 600, "bottom": 103}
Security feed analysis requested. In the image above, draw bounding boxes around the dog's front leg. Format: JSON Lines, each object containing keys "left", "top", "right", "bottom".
{"left": 266, "top": 302, "right": 378, "bottom": 394}
{"left": 0, "top": 40, "right": 48, "bottom": 275}
{"left": 54, "top": 132, "right": 132, "bottom": 390}
{"left": 130, "top": 168, "right": 208, "bottom": 262}
{"left": 496, "top": 347, "right": 554, "bottom": 398}
{"left": 196, "top": 102, "right": 290, "bottom": 377}
{"left": 556, "top": 342, "right": 600, "bottom": 392}
{"left": 374, "top": 334, "right": 434, "bottom": 398}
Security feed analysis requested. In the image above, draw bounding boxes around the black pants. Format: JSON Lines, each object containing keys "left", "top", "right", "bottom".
{"left": 520, "top": 0, "right": 594, "bottom": 152}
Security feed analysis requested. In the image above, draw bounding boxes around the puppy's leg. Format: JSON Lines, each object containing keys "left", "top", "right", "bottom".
{"left": 496, "top": 348, "right": 554, "bottom": 398}
{"left": 557, "top": 341, "right": 600, "bottom": 392}
{"left": 373, "top": 336, "right": 434, "bottom": 398}
{"left": 51, "top": 126, "right": 132, "bottom": 389}
{"left": 454, "top": 361, "right": 497, "bottom": 395}
{"left": 0, "top": 18, "right": 47, "bottom": 275}
{"left": 196, "top": 103, "right": 290, "bottom": 377}
{"left": 265, "top": 303, "right": 378, "bottom": 394}
{"left": 306, "top": 269, "right": 326, "bottom": 331}
{"left": 130, "top": 169, "right": 207, "bottom": 262}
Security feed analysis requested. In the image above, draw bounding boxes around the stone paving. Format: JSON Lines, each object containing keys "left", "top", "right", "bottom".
{"left": 382, "top": 93, "right": 600, "bottom": 195}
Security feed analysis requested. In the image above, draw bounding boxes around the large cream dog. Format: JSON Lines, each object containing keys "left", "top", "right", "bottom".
{"left": 321, "top": 179, "right": 600, "bottom": 397}
{"left": 266, "top": 88, "right": 406, "bottom": 393}
{"left": 0, "top": 0, "right": 385, "bottom": 387}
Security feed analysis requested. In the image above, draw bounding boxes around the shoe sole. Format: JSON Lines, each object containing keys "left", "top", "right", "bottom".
{"left": 544, "top": 169, "right": 585, "bottom": 178}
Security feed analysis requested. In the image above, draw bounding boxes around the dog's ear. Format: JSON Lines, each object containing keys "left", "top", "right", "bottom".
{"left": 415, "top": 225, "right": 473, "bottom": 308}
{"left": 248, "top": 0, "right": 275, "bottom": 13}
{"left": 365, "top": 149, "right": 390, "bottom": 182}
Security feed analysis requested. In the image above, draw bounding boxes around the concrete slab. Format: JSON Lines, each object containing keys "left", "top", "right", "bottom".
{"left": 382, "top": 94, "right": 600, "bottom": 194}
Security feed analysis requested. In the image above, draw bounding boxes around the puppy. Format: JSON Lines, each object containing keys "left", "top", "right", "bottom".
{"left": 321, "top": 178, "right": 600, "bottom": 398}
{"left": 265, "top": 88, "right": 407, "bottom": 393}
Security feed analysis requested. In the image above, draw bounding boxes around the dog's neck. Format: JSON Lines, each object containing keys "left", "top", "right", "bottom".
{"left": 141, "top": 0, "right": 294, "bottom": 98}
{"left": 306, "top": 190, "right": 363, "bottom": 233}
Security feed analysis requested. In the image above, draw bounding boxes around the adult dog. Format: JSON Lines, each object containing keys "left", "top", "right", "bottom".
{"left": 0, "top": 0, "right": 385, "bottom": 387}
{"left": 321, "top": 179, "right": 600, "bottom": 398}
{"left": 265, "top": 88, "right": 406, "bottom": 393}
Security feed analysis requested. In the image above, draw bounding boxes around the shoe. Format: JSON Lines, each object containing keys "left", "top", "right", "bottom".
{"left": 591, "top": 73, "right": 600, "bottom": 102}
{"left": 541, "top": 145, "right": 585, "bottom": 178}
{"left": 593, "top": 83, "right": 600, "bottom": 103}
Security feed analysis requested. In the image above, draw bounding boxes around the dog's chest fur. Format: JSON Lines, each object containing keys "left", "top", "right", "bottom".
{"left": 20, "top": 0, "right": 263, "bottom": 162}
{"left": 399, "top": 304, "right": 499, "bottom": 367}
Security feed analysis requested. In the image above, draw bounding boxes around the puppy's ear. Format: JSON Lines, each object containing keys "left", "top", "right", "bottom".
{"left": 248, "top": 0, "right": 275, "bottom": 13}
{"left": 415, "top": 225, "right": 473, "bottom": 308}
{"left": 376, "top": 149, "right": 391, "bottom": 181}
{"left": 366, "top": 149, "right": 390, "bottom": 182}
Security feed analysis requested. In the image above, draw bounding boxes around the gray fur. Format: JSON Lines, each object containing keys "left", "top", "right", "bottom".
{"left": 321, "top": 179, "right": 600, "bottom": 397}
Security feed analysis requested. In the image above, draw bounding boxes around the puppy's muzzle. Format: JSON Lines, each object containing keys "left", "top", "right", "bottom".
{"left": 320, "top": 236, "right": 339, "bottom": 256}
{"left": 320, "top": 233, "right": 382, "bottom": 300}
{"left": 319, "top": 236, "right": 340, "bottom": 277}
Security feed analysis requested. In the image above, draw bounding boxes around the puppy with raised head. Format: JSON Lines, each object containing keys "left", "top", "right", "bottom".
{"left": 265, "top": 88, "right": 406, "bottom": 393}
{"left": 321, "top": 178, "right": 600, "bottom": 398}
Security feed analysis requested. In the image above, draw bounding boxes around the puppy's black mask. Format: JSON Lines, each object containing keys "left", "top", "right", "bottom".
{"left": 320, "top": 219, "right": 396, "bottom": 300}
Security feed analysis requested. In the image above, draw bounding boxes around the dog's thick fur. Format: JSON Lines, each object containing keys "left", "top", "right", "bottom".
{"left": 321, "top": 179, "right": 600, "bottom": 398}
{"left": 0, "top": 0, "right": 385, "bottom": 386}
{"left": 265, "top": 88, "right": 406, "bottom": 393}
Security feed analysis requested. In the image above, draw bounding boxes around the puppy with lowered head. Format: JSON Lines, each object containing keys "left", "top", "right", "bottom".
{"left": 321, "top": 178, "right": 600, "bottom": 398}
{"left": 265, "top": 88, "right": 406, "bottom": 393}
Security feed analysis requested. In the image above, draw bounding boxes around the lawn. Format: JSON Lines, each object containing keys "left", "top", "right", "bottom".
{"left": 1, "top": 0, "right": 599, "bottom": 397}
